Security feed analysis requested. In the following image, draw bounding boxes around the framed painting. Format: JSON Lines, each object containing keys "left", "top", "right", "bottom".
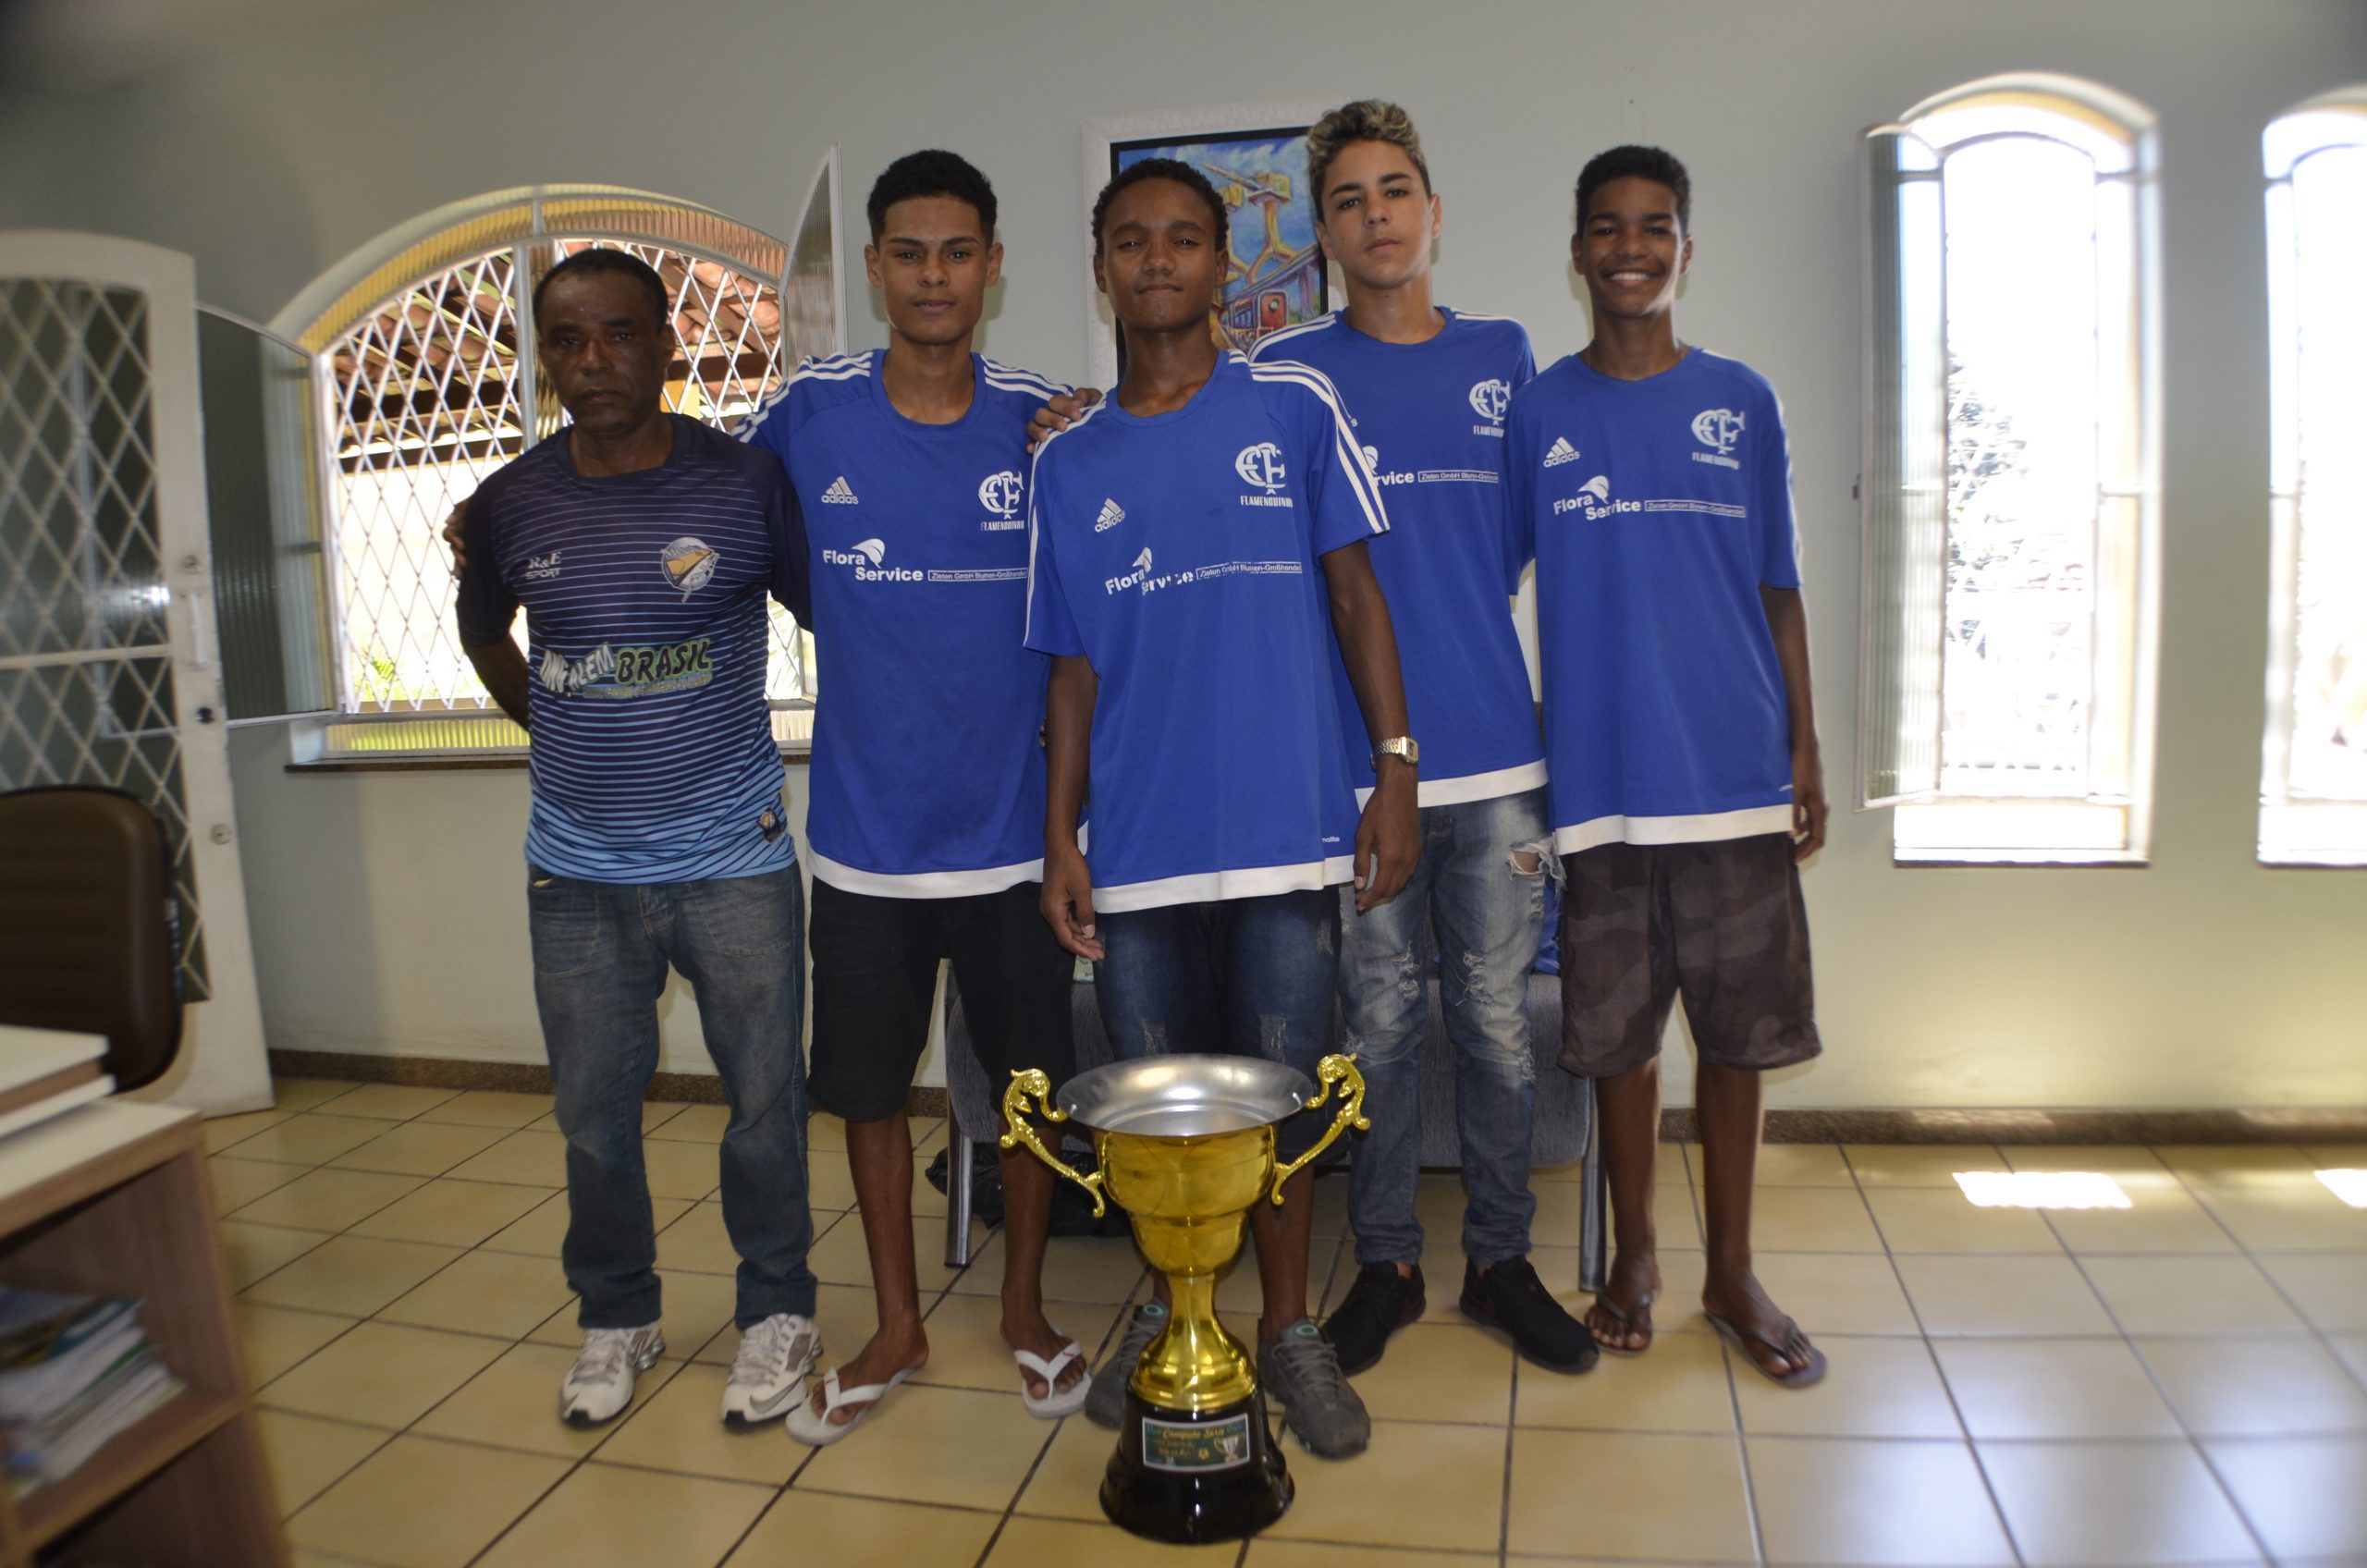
{"left": 1080, "top": 100, "right": 1334, "bottom": 388}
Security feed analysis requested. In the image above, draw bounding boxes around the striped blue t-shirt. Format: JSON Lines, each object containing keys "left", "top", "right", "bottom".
{"left": 455, "top": 415, "right": 805, "bottom": 884}
{"left": 1024, "top": 352, "right": 1390, "bottom": 913}
{"left": 738, "top": 350, "right": 1067, "bottom": 898}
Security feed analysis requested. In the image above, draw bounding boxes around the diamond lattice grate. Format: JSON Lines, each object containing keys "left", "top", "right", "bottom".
{"left": 327, "top": 242, "right": 802, "bottom": 712}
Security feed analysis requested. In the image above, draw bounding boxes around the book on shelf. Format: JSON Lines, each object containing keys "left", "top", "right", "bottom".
{"left": 0, "top": 1286, "right": 184, "bottom": 1497}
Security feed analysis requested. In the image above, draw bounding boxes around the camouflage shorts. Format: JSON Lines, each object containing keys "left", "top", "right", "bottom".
{"left": 1555, "top": 833, "right": 1821, "bottom": 1078}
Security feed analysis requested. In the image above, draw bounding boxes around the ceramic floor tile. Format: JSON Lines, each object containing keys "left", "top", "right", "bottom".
{"left": 1751, "top": 1185, "right": 1886, "bottom": 1253}
{"left": 805, "top": 1154, "right": 858, "bottom": 1211}
{"left": 1264, "top": 1415, "right": 1507, "bottom": 1552}
{"left": 1895, "top": 1253, "right": 2118, "bottom": 1336}
{"left": 259, "top": 1319, "right": 507, "bottom": 1428}
{"left": 2079, "top": 1255, "right": 2309, "bottom": 1335}
{"left": 1347, "top": 1319, "right": 1515, "bottom": 1425}
{"left": 254, "top": 1408, "right": 391, "bottom": 1515}
{"left": 1846, "top": 1144, "right": 2008, "bottom": 1186}
{"left": 2138, "top": 1336, "right": 2367, "bottom": 1436}
{"left": 806, "top": 1111, "right": 847, "bottom": 1149}
{"left": 1865, "top": 1186, "right": 2066, "bottom": 1254}
{"left": 1654, "top": 1179, "right": 1705, "bottom": 1246}
{"left": 223, "top": 1114, "right": 404, "bottom": 1167}
{"left": 655, "top": 1200, "right": 742, "bottom": 1277}
{"left": 527, "top": 1267, "right": 741, "bottom": 1366}
{"left": 2201, "top": 1436, "right": 2367, "bottom": 1559}
{"left": 288, "top": 1434, "right": 571, "bottom": 1568}
{"left": 377, "top": 1248, "right": 576, "bottom": 1340}
{"left": 2254, "top": 1251, "right": 2367, "bottom": 1331}
{"left": 1746, "top": 1435, "right": 2016, "bottom": 1566}
{"left": 907, "top": 1290, "right": 1122, "bottom": 1399}
{"left": 949, "top": 1231, "right": 1148, "bottom": 1305}
{"left": 1749, "top": 1251, "right": 1923, "bottom": 1335}
{"left": 1527, "top": 1173, "right": 1590, "bottom": 1243}
{"left": 1011, "top": 1411, "right": 1126, "bottom": 1523}
{"left": 650, "top": 1103, "right": 731, "bottom": 1143}
{"left": 484, "top": 1190, "right": 697, "bottom": 1258}
{"left": 2154, "top": 1145, "right": 2318, "bottom": 1184}
{"left": 1933, "top": 1337, "right": 2183, "bottom": 1439}
{"left": 639, "top": 1136, "right": 721, "bottom": 1201}
{"left": 725, "top": 1491, "right": 999, "bottom": 1568}
{"left": 986, "top": 1513, "right": 1240, "bottom": 1566}
{"left": 413, "top": 1342, "right": 678, "bottom": 1457}
{"left": 275, "top": 1078, "right": 362, "bottom": 1112}
{"left": 1735, "top": 1333, "right": 1961, "bottom": 1438}
{"left": 323, "top": 1084, "right": 462, "bottom": 1121}
{"left": 594, "top": 1364, "right": 803, "bottom": 1484}
{"left": 229, "top": 1167, "right": 425, "bottom": 1233}
{"left": 1751, "top": 1142, "right": 1857, "bottom": 1186}
{"left": 1506, "top": 1428, "right": 1755, "bottom": 1562}
{"left": 205, "top": 1108, "right": 294, "bottom": 1153}
{"left": 1515, "top": 1322, "right": 1733, "bottom": 1433}
{"left": 1251, "top": 1545, "right": 1505, "bottom": 1568}
{"left": 2004, "top": 1145, "right": 2172, "bottom": 1179}
{"left": 236, "top": 1301, "right": 359, "bottom": 1387}
{"left": 2196, "top": 1184, "right": 2367, "bottom": 1251}
{"left": 413, "top": 1089, "right": 555, "bottom": 1129}
{"left": 326, "top": 1121, "right": 510, "bottom": 1179}
{"left": 209, "top": 1157, "right": 314, "bottom": 1216}
{"left": 441, "top": 1129, "right": 568, "bottom": 1188}
{"left": 2302, "top": 1142, "right": 2367, "bottom": 1168}
{"left": 1977, "top": 1439, "right": 2263, "bottom": 1565}
{"left": 804, "top": 1207, "right": 966, "bottom": 1294}
{"left": 220, "top": 1220, "right": 330, "bottom": 1291}
{"left": 2332, "top": 1332, "right": 2367, "bottom": 1382}
{"left": 2048, "top": 1182, "right": 2241, "bottom": 1255}
{"left": 240, "top": 1234, "right": 466, "bottom": 1317}
{"left": 346, "top": 1177, "right": 551, "bottom": 1247}
{"left": 791, "top": 1381, "right": 1053, "bottom": 1510}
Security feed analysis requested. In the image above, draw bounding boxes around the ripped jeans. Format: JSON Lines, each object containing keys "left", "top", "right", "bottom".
{"left": 1093, "top": 888, "right": 1340, "bottom": 1163}
{"left": 1337, "top": 788, "right": 1550, "bottom": 1267}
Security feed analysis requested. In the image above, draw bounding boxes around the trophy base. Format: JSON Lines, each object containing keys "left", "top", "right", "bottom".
{"left": 1100, "top": 1388, "right": 1292, "bottom": 1544}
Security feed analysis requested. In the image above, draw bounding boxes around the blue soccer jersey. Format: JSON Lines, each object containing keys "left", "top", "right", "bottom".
{"left": 1251, "top": 308, "right": 1545, "bottom": 806}
{"left": 1507, "top": 349, "right": 1804, "bottom": 852}
{"left": 739, "top": 350, "right": 1063, "bottom": 897}
{"left": 454, "top": 415, "right": 804, "bottom": 884}
{"left": 1025, "top": 352, "right": 1390, "bottom": 912}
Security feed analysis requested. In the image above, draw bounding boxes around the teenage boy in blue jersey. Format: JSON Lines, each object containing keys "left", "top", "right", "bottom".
{"left": 736, "top": 151, "right": 1086, "bottom": 1444}
{"left": 454, "top": 249, "right": 821, "bottom": 1430}
{"left": 1254, "top": 101, "right": 1594, "bottom": 1378}
{"left": 1508, "top": 147, "right": 1829, "bottom": 1387}
{"left": 1028, "top": 158, "right": 1421, "bottom": 1460}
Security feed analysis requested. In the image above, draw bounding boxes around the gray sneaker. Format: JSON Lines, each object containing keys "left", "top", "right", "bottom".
{"left": 1084, "top": 1300, "right": 1168, "bottom": 1428}
{"left": 1257, "top": 1318, "right": 1369, "bottom": 1459}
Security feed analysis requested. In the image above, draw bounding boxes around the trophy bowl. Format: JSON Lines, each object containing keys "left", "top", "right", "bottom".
{"left": 1002, "top": 1052, "right": 1367, "bottom": 1543}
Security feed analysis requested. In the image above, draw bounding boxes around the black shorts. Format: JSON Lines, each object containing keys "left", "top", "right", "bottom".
{"left": 1556, "top": 833, "right": 1821, "bottom": 1079}
{"left": 808, "top": 877, "right": 1076, "bottom": 1122}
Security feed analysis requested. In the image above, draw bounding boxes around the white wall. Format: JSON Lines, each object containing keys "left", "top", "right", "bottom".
{"left": 10, "top": 0, "right": 2367, "bottom": 1107}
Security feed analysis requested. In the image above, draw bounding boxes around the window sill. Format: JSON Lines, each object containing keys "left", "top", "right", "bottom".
{"left": 287, "top": 745, "right": 812, "bottom": 776}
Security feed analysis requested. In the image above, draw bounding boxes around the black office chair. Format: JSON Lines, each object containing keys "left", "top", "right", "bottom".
{"left": 0, "top": 786, "right": 184, "bottom": 1091}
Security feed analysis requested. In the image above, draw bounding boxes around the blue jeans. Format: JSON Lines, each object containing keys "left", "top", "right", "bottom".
{"left": 527, "top": 863, "right": 816, "bottom": 1329}
{"left": 1337, "top": 789, "right": 1549, "bottom": 1267}
{"left": 1093, "top": 888, "right": 1340, "bottom": 1162}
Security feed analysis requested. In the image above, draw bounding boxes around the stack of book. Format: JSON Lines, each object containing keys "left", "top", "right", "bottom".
{"left": 0, "top": 1287, "right": 181, "bottom": 1496}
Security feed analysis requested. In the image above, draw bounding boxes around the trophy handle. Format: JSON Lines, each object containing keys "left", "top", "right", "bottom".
{"left": 997, "top": 1069, "right": 1107, "bottom": 1219}
{"left": 1268, "top": 1053, "right": 1370, "bottom": 1205}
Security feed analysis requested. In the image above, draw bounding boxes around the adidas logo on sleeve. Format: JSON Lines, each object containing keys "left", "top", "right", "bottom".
{"left": 1094, "top": 498, "right": 1127, "bottom": 532}
{"left": 821, "top": 476, "right": 860, "bottom": 504}
{"left": 1543, "top": 436, "right": 1582, "bottom": 468}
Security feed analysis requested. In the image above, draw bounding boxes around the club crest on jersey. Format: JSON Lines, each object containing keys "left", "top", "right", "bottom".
{"left": 978, "top": 470, "right": 1024, "bottom": 521}
{"left": 1468, "top": 379, "right": 1512, "bottom": 423}
{"left": 1690, "top": 408, "right": 1745, "bottom": 468}
{"left": 660, "top": 537, "right": 718, "bottom": 600}
{"left": 1234, "top": 442, "right": 1285, "bottom": 494}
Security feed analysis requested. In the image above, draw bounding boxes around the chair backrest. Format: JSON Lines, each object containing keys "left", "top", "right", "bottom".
{"left": 0, "top": 787, "right": 183, "bottom": 1090}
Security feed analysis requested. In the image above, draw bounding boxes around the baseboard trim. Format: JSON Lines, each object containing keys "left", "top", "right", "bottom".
{"left": 268, "top": 1049, "right": 954, "bottom": 1119}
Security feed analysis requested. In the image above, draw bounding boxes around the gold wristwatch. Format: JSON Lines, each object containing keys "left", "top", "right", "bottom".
{"left": 1373, "top": 736, "right": 1418, "bottom": 769}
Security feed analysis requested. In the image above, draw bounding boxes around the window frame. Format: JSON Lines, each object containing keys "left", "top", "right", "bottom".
{"left": 1858, "top": 73, "right": 2163, "bottom": 865}
{"left": 2258, "top": 87, "right": 2367, "bottom": 866}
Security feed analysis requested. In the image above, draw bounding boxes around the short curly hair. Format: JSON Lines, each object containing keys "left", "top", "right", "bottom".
{"left": 1575, "top": 145, "right": 1692, "bottom": 233}
{"left": 1306, "top": 100, "right": 1431, "bottom": 207}
{"left": 867, "top": 149, "right": 998, "bottom": 240}
{"left": 1091, "top": 157, "right": 1229, "bottom": 259}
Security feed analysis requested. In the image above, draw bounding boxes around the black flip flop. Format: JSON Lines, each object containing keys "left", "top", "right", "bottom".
{"left": 1704, "top": 1309, "right": 1827, "bottom": 1388}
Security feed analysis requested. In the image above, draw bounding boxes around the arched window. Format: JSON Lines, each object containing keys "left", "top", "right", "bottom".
{"left": 1859, "top": 76, "right": 2160, "bottom": 863}
{"left": 267, "top": 180, "right": 839, "bottom": 752}
{"left": 2260, "top": 89, "right": 2367, "bottom": 864}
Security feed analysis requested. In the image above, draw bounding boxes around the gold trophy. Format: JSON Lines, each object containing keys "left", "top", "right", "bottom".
{"left": 1001, "top": 1053, "right": 1367, "bottom": 1544}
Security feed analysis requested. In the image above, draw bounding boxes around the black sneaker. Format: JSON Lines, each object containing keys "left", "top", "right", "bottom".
{"left": 1322, "top": 1262, "right": 1425, "bottom": 1376}
{"left": 1460, "top": 1256, "right": 1599, "bottom": 1373}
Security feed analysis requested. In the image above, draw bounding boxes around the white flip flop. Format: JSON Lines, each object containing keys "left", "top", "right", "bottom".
{"left": 784, "top": 1365, "right": 917, "bottom": 1447}
{"left": 1014, "top": 1339, "right": 1089, "bottom": 1419}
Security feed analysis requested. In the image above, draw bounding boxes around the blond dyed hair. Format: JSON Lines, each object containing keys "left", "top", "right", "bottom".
{"left": 1306, "top": 100, "right": 1432, "bottom": 207}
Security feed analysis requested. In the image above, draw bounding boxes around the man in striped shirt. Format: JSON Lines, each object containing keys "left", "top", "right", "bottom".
{"left": 455, "top": 248, "right": 820, "bottom": 1432}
